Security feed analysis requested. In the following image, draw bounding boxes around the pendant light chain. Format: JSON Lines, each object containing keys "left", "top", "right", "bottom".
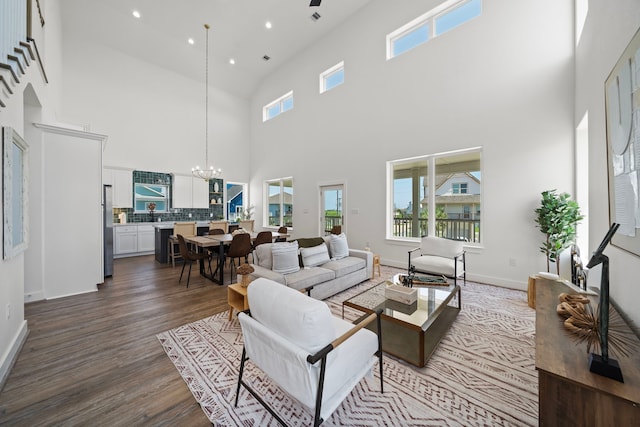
{"left": 192, "top": 23, "right": 221, "bottom": 181}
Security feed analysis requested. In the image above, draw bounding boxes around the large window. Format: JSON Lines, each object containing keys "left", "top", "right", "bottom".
{"left": 263, "top": 91, "right": 294, "bottom": 122}
{"left": 388, "top": 148, "right": 482, "bottom": 243}
{"left": 387, "top": 0, "right": 482, "bottom": 60}
{"left": 265, "top": 178, "right": 293, "bottom": 228}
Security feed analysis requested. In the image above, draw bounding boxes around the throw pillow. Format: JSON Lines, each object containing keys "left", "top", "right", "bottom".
{"left": 271, "top": 241, "right": 300, "bottom": 274}
{"left": 254, "top": 243, "right": 273, "bottom": 270}
{"left": 300, "top": 244, "right": 330, "bottom": 267}
{"left": 329, "top": 233, "right": 349, "bottom": 260}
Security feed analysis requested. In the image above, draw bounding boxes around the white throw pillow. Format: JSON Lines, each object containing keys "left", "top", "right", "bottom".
{"left": 271, "top": 241, "right": 300, "bottom": 274}
{"left": 329, "top": 233, "right": 349, "bottom": 260}
{"left": 300, "top": 244, "right": 330, "bottom": 267}
{"left": 254, "top": 243, "right": 273, "bottom": 269}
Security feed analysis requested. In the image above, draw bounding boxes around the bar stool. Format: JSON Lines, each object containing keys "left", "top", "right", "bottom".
{"left": 169, "top": 222, "right": 197, "bottom": 268}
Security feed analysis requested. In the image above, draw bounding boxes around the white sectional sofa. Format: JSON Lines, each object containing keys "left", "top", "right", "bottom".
{"left": 248, "top": 235, "right": 373, "bottom": 300}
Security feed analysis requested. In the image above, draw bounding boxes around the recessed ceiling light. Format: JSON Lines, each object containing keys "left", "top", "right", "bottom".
{"left": 263, "top": 55, "right": 271, "bottom": 61}
{"left": 229, "top": 59, "right": 236, "bottom": 65}
{"left": 188, "top": 38, "right": 195, "bottom": 45}
{"left": 132, "top": 10, "right": 141, "bottom": 19}
{"left": 265, "top": 21, "right": 272, "bottom": 29}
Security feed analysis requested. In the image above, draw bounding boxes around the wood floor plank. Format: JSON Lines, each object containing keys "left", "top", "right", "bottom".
{"left": 0, "top": 255, "right": 229, "bottom": 426}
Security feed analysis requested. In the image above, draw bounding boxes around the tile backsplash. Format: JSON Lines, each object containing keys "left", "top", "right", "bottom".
{"left": 112, "top": 170, "right": 225, "bottom": 223}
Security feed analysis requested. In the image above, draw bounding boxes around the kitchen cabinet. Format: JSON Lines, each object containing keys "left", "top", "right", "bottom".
{"left": 172, "top": 174, "right": 209, "bottom": 209}
{"left": 114, "top": 225, "right": 138, "bottom": 255}
{"left": 137, "top": 225, "right": 155, "bottom": 253}
{"left": 103, "top": 167, "right": 133, "bottom": 208}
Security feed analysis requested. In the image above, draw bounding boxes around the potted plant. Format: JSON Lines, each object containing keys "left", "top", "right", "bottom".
{"left": 535, "top": 190, "right": 584, "bottom": 275}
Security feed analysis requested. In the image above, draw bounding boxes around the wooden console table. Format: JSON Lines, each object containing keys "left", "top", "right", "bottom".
{"left": 535, "top": 278, "right": 640, "bottom": 426}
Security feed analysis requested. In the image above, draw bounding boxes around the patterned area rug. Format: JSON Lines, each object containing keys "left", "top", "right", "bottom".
{"left": 157, "top": 266, "right": 538, "bottom": 426}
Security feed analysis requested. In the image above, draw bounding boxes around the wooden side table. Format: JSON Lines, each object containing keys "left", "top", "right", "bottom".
{"left": 372, "top": 254, "right": 381, "bottom": 279}
{"left": 227, "top": 283, "right": 249, "bottom": 321}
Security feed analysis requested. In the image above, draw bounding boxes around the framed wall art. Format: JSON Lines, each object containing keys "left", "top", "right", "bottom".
{"left": 3, "top": 127, "right": 29, "bottom": 259}
{"left": 606, "top": 26, "right": 640, "bottom": 257}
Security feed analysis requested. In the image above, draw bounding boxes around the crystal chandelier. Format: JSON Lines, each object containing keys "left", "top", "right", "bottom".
{"left": 192, "top": 24, "right": 222, "bottom": 181}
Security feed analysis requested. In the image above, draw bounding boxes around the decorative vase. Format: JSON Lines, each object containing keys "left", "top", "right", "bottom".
{"left": 240, "top": 275, "right": 250, "bottom": 287}
{"left": 214, "top": 181, "right": 219, "bottom": 192}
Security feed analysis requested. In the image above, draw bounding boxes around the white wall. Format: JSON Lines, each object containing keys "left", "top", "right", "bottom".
{"left": 60, "top": 37, "right": 252, "bottom": 185}
{"left": 0, "top": 0, "right": 63, "bottom": 385}
{"left": 249, "top": 0, "right": 574, "bottom": 289}
{"left": 575, "top": 0, "right": 640, "bottom": 329}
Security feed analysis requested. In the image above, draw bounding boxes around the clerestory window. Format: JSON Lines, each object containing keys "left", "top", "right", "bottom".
{"left": 263, "top": 91, "right": 294, "bottom": 122}
{"left": 387, "top": 0, "right": 482, "bottom": 60}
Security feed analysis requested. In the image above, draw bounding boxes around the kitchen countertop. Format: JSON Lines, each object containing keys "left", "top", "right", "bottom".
{"left": 113, "top": 221, "right": 211, "bottom": 228}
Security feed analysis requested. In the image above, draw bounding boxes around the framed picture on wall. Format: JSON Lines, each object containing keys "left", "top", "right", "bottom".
{"left": 606, "top": 26, "right": 640, "bottom": 257}
{"left": 3, "top": 127, "right": 29, "bottom": 259}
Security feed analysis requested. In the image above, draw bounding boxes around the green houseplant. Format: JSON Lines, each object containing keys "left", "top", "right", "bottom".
{"left": 535, "top": 190, "right": 583, "bottom": 275}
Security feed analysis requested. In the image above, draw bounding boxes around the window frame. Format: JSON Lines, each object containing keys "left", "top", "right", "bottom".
{"left": 319, "top": 61, "right": 345, "bottom": 94}
{"left": 263, "top": 91, "right": 294, "bottom": 122}
{"left": 133, "top": 183, "right": 169, "bottom": 213}
{"left": 387, "top": 147, "right": 482, "bottom": 244}
{"left": 264, "top": 177, "right": 294, "bottom": 229}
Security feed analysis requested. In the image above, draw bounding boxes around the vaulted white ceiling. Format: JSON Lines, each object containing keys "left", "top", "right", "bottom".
{"left": 60, "top": 0, "right": 372, "bottom": 98}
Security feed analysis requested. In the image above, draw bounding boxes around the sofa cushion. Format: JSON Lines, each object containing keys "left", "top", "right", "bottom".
{"left": 254, "top": 243, "right": 274, "bottom": 270}
{"left": 321, "top": 256, "right": 365, "bottom": 278}
{"left": 300, "top": 244, "right": 331, "bottom": 267}
{"left": 284, "top": 267, "right": 335, "bottom": 291}
{"left": 272, "top": 241, "right": 300, "bottom": 275}
{"left": 329, "top": 233, "right": 349, "bottom": 260}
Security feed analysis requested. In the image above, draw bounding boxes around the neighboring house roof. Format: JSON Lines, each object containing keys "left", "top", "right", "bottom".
{"left": 227, "top": 186, "right": 242, "bottom": 203}
{"left": 269, "top": 192, "right": 293, "bottom": 204}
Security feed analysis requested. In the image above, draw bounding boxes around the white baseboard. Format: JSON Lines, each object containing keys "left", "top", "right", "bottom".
{"left": 24, "top": 290, "right": 45, "bottom": 303}
{"left": 0, "top": 320, "right": 29, "bottom": 391}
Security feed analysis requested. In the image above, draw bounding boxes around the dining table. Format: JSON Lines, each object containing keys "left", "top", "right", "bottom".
{"left": 184, "top": 231, "right": 288, "bottom": 285}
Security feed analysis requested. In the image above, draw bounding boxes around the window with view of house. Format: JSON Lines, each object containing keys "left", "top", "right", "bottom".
{"left": 320, "top": 61, "right": 344, "bottom": 93}
{"left": 134, "top": 183, "right": 169, "bottom": 213}
{"left": 387, "top": 0, "right": 482, "bottom": 59}
{"left": 263, "top": 91, "right": 294, "bottom": 122}
{"left": 265, "top": 177, "right": 293, "bottom": 228}
{"left": 388, "top": 148, "right": 482, "bottom": 243}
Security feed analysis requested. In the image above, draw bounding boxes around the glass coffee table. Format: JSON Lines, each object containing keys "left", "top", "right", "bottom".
{"left": 342, "top": 274, "right": 461, "bottom": 367}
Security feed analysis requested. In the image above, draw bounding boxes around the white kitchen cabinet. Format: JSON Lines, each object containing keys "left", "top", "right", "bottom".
{"left": 192, "top": 178, "right": 209, "bottom": 208}
{"left": 114, "top": 225, "right": 138, "bottom": 255}
{"left": 137, "top": 225, "right": 155, "bottom": 253}
{"left": 104, "top": 167, "right": 133, "bottom": 208}
{"left": 172, "top": 174, "right": 209, "bottom": 209}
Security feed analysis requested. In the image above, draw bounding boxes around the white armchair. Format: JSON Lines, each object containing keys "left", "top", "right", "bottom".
{"left": 408, "top": 236, "right": 466, "bottom": 286}
{"left": 235, "top": 278, "right": 383, "bottom": 426}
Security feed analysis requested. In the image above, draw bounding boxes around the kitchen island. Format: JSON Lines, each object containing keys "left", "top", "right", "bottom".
{"left": 153, "top": 222, "right": 211, "bottom": 264}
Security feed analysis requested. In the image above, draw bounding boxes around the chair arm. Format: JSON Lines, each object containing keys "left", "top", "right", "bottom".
{"left": 307, "top": 309, "right": 382, "bottom": 365}
{"left": 408, "top": 247, "right": 421, "bottom": 255}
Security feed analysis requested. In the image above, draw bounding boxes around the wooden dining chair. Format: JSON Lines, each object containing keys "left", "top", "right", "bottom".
{"left": 208, "top": 228, "right": 225, "bottom": 235}
{"left": 226, "top": 233, "right": 252, "bottom": 279}
{"left": 276, "top": 226, "right": 288, "bottom": 242}
{"left": 251, "top": 231, "right": 273, "bottom": 261}
{"left": 177, "top": 234, "right": 212, "bottom": 288}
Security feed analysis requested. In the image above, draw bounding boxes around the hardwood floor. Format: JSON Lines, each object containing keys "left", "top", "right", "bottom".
{"left": 0, "top": 255, "right": 230, "bottom": 426}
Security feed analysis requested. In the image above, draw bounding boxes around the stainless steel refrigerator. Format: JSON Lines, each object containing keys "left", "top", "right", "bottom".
{"left": 103, "top": 185, "right": 114, "bottom": 277}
